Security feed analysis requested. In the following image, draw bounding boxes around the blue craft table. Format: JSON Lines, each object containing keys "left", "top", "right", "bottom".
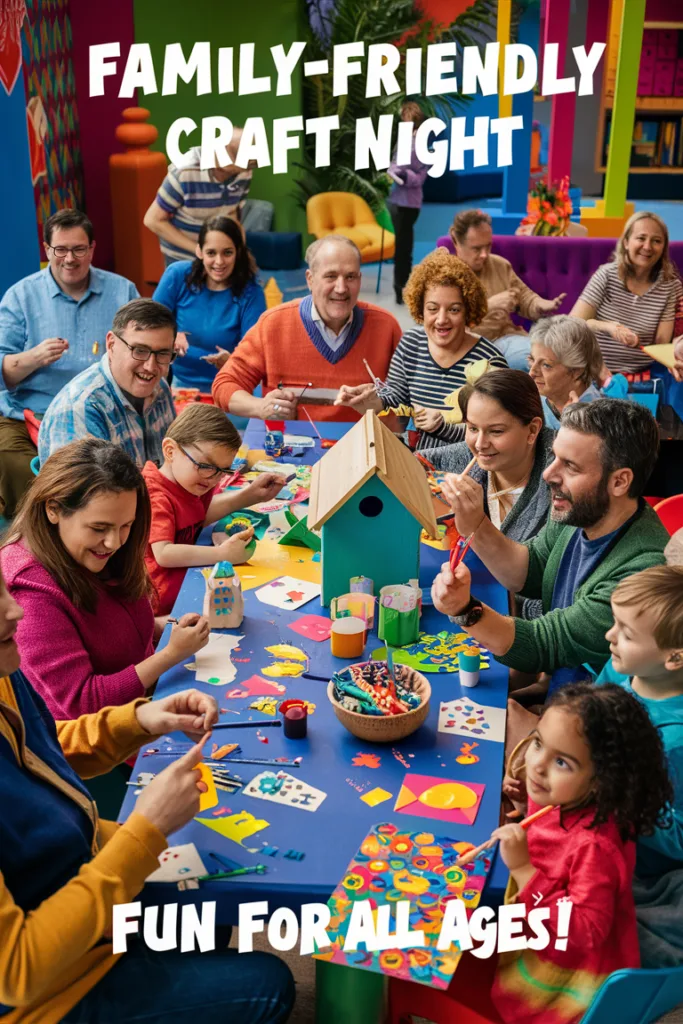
{"left": 120, "top": 419, "right": 511, "bottom": 922}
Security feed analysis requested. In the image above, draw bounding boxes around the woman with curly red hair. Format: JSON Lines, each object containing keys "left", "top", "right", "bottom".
{"left": 335, "top": 248, "right": 507, "bottom": 448}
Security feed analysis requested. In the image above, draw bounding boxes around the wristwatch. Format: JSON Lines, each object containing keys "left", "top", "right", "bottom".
{"left": 449, "top": 595, "right": 484, "bottom": 628}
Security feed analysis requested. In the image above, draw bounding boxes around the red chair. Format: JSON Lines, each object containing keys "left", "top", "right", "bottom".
{"left": 387, "top": 953, "right": 501, "bottom": 1024}
{"left": 644, "top": 496, "right": 662, "bottom": 508}
{"left": 23, "top": 409, "right": 40, "bottom": 447}
{"left": 654, "top": 495, "right": 683, "bottom": 536}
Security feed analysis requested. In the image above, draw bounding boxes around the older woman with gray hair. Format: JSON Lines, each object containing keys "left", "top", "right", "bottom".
{"left": 528, "top": 315, "right": 607, "bottom": 430}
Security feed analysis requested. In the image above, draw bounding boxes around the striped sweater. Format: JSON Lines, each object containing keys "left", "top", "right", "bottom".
{"left": 578, "top": 262, "right": 681, "bottom": 373}
{"left": 154, "top": 147, "right": 252, "bottom": 262}
{"left": 212, "top": 298, "right": 402, "bottom": 422}
{"left": 381, "top": 326, "right": 507, "bottom": 448}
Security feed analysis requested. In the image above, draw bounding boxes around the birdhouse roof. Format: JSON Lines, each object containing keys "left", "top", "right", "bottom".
{"left": 307, "top": 411, "right": 438, "bottom": 536}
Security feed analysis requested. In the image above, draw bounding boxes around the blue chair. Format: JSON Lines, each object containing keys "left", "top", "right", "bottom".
{"left": 582, "top": 966, "right": 683, "bottom": 1023}
{"left": 30, "top": 456, "right": 40, "bottom": 476}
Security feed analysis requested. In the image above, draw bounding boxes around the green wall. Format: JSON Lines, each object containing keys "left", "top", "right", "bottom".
{"left": 134, "top": 0, "right": 307, "bottom": 237}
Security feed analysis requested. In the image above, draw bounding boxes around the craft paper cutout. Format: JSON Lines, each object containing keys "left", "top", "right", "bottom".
{"left": 266, "top": 643, "right": 308, "bottom": 662}
{"left": 224, "top": 674, "right": 286, "bottom": 699}
{"left": 438, "top": 698, "right": 506, "bottom": 742}
{"left": 456, "top": 742, "right": 480, "bottom": 765}
{"left": 211, "top": 743, "right": 240, "bottom": 760}
{"left": 196, "top": 811, "right": 270, "bottom": 852}
{"left": 288, "top": 614, "right": 332, "bottom": 642}
{"left": 262, "top": 661, "right": 307, "bottom": 678}
{"left": 352, "top": 753, "right": 381, "bottom": 769}
{"left": 394, "top": 773, "right": 484, "bottom": 825}
{"left": 250, "top": 697, "right": 279, "bottom": 715}
{"left": 147, "top": 843, "right": 207, "bottom": 883}
{"left": 372, "top": 632, "right": 490, "bottom": 674}
{"left": 187, "top": 632, "right": 244, "bottom": 685}
{"left": 313, "top": 823, "right": 491, "bottom": 988}
{"left": 284, "top": 434, "right": 316, "bottom": 448}
{"left": 243, "top": 770, "right": 327, "bottom": 811}
{"left": 255, "top": 576, "right": 321, "bottom": 611}
{"left": 196, "top": 763, "right": 219, "bottom": 812}
{"left": 360, "top": 787, "right": 393, "bottom": 807}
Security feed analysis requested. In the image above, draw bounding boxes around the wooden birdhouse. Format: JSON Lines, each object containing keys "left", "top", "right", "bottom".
{"left": 308, "top": 412, "right": 438, "bottom": 606}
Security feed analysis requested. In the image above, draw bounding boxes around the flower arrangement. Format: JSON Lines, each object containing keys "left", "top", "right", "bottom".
{"left": 520, "top": 176, "right": 573, "bottom": 236}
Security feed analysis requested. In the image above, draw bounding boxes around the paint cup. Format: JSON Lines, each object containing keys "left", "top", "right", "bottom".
{"left": 459, "top": 649, "right": 481, "bottom": 688}
{"left": 283, "top": 706, "right": 307, "bottom": 739}
{"left": 330, "top": 616, "right": 367, "bottom": 658}
{"left": 331, "top": 593, "right": 375, "bottom": 629}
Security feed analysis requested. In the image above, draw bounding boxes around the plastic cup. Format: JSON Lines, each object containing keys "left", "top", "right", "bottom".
{"left": 330, "top": 616, "right": 367, "bottom": 658}
{"left": 459, "top": 649, "right": 481, "bottom": 688}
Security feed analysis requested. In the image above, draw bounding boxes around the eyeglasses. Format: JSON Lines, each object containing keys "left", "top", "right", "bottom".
{"left": 113, "top": 332, "right": 176, "bottom": 366}
{"left": 178, "top": 444, "right": 233, "bottom": 479}
{"left": 46, "top": 244, "right": 92, "bottom": 259}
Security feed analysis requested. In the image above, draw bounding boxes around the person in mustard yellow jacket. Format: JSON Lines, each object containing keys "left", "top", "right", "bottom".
{"left": 0, "top": 570, "right": 294, "bottom": 1024}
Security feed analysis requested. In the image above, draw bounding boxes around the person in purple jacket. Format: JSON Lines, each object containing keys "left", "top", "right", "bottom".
{"left": 387, "top": 101, "right": 430, "bottom": 305}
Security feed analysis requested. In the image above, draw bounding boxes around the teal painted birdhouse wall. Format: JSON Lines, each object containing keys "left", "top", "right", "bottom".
{"left": 320, "top": 474, "right": 421, "bottom": 606}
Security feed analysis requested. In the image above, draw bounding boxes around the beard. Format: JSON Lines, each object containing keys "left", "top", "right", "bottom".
{"left": 549, "top": 474, "right": 611, "bottom": 528}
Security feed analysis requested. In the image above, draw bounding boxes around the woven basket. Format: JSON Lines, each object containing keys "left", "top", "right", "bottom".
{"left": 327, "top": 664, "right": 431, "bottom": 743}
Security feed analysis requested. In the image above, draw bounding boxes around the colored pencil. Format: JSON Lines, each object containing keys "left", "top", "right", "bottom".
{"left": 301, "top": 405, "right": 323, "bottom": 440}
{"left": 213, "top": 720, "right": 282, "bottom": 730}
{"left": 453, "top": 803, "right": 556, "bottom": 868}
{"left": 225, "top": 756, "right": 302, "bottom": 768}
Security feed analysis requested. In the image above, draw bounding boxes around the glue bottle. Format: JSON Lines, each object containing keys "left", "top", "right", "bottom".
{"left": 459, "top": 649, "right": 481, "bottom": 688}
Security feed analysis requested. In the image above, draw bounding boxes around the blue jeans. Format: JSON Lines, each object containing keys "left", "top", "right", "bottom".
{"left": 494, "top": 333, "right": 531, "bottom": 372}
{"left": 61, "top": 942, "right": 295, "bottom": 1023}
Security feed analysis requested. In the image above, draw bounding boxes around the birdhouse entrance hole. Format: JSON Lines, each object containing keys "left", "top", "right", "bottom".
{"left": 359, "top": 496, "right": 383, "bottom": 518}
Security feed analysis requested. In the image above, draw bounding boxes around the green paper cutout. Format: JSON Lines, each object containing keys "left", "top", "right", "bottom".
{"left": 279, "top": 509, "right": 321, "bottom": 551}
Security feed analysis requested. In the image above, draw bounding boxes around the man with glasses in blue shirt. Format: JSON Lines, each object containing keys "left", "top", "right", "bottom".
{"left": 0, "top": 209, "right": 138, "bottom": 514}
{"left": 38, "top": 299, "right": 176, "bottom": 469}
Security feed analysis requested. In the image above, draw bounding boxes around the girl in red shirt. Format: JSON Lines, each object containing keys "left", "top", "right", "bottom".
{"left": 492, "top": 682, "right": 673, "bottom": 1024}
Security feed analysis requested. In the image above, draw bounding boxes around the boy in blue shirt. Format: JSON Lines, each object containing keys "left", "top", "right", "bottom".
{"left": 597, "top": 565, "right": 683, "bottom": 965}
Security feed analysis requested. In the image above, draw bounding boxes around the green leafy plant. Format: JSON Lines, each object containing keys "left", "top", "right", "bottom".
{"left": 294, "top": 0, "right": 498, "bottom": 214}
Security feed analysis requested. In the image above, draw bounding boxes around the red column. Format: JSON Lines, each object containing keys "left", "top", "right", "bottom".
{"left": 544, "top": 0, "right": 575, "bottom": 185}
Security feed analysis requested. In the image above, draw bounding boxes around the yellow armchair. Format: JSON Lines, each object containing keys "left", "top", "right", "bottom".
{"left": 306, "top": 191, "right": 395, "bottom": 263}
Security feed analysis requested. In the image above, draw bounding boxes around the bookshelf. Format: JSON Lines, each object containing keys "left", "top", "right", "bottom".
{"left": 595, "top": 20, "right": 683, "bottom": 179}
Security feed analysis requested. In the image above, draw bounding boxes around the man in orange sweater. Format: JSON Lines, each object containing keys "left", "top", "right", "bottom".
{"left": 212, "top": 235, "right": 402, "bottom": 422}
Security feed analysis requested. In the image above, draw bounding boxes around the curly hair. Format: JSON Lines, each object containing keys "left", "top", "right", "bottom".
{"left": 546, "top": 682, "right": 673, "bottom": 842}
{"left": 185, "top": 216, "right": 258, "bottom": 296}
{"left": 403, "top": 248, "right": 488, "bottom": 327}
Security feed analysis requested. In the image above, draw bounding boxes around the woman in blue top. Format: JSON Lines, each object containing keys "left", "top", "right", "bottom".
{"left": 153, "top": 216, "right": 266, "bottom": 393}
{"left": 527, "top": 314, "right": 618, "bottom": 429}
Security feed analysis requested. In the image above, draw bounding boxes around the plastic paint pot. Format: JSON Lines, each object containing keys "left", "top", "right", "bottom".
{"left": 330, "top": 616, "right": 367, "bottom": 658}
{"left": 459, "top": 649, "right": 481, "bottom": 688}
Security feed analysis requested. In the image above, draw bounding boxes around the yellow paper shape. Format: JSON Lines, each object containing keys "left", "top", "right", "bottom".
{"left": 195, "top": 763, "right": 218, "bottom": 812}
{"left": 395, "top": 783, "right": 417, "bottom": 811}
{"left": 419, "top": 783, "right": 477, "bottom": 811}
{"left": 265, "top": 643, "right": 308, "bottom": 662}
{"left": 262, "top": 661, "right": 306, "bottom": 678}
{"left": 361, "top": 787, "right": 393, "bottom": 807}
{"left": 643, "top": 344, "right": 676, "bottom": 369}
{"left": 195, "top": 811, "right": 269, "bottom": 851}
{"left": 234, "top": 538, "right": 322, "bottom": 591}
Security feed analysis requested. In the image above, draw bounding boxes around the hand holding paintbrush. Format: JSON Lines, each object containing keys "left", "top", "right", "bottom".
{"left": 453, "top": 803, "right": 556, "bottom": 869}
{"left": 441, "top": 455, "right": 487, "bottom": 542}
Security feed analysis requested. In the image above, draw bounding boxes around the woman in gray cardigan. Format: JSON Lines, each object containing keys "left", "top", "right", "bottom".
{"left": 423, "top": 369, "right": 555, "bottom": 544}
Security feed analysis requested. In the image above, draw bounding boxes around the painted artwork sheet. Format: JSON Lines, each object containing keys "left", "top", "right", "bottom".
{"left": 314, "top": 823, "right": 491, "bottom": 988}
{"left": 438, "top": 698, "right": 506, "bottom": 742}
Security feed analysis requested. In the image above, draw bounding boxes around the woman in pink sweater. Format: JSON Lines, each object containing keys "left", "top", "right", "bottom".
{"left": 1, "top": 438, "right": 210, "bottom": 721}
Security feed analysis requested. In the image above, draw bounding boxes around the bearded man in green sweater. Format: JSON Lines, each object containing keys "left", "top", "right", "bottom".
{"left": 432, "top": 399, "right": 668, "bottom": 695}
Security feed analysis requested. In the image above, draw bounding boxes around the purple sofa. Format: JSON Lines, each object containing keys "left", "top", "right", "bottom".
{"left": 435, "top": 234, "right": 683, "bottom": 321}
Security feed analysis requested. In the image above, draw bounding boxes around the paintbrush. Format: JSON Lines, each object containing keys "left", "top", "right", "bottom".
{"left": 449, "top": 531, "right": 474, "bottom": 572}
{"left": 212, "top": 720, "right": 282, "bottom": 730}
{"left": 300, "top": 405, "right": 323, "bottom": 440}
{"left": 453, "top": 803, "right": 557, "bottom": 868}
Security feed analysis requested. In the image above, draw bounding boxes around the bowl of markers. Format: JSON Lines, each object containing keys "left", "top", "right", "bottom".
{"left": 327, "top": 660, "right": 430, "bottom": 742}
